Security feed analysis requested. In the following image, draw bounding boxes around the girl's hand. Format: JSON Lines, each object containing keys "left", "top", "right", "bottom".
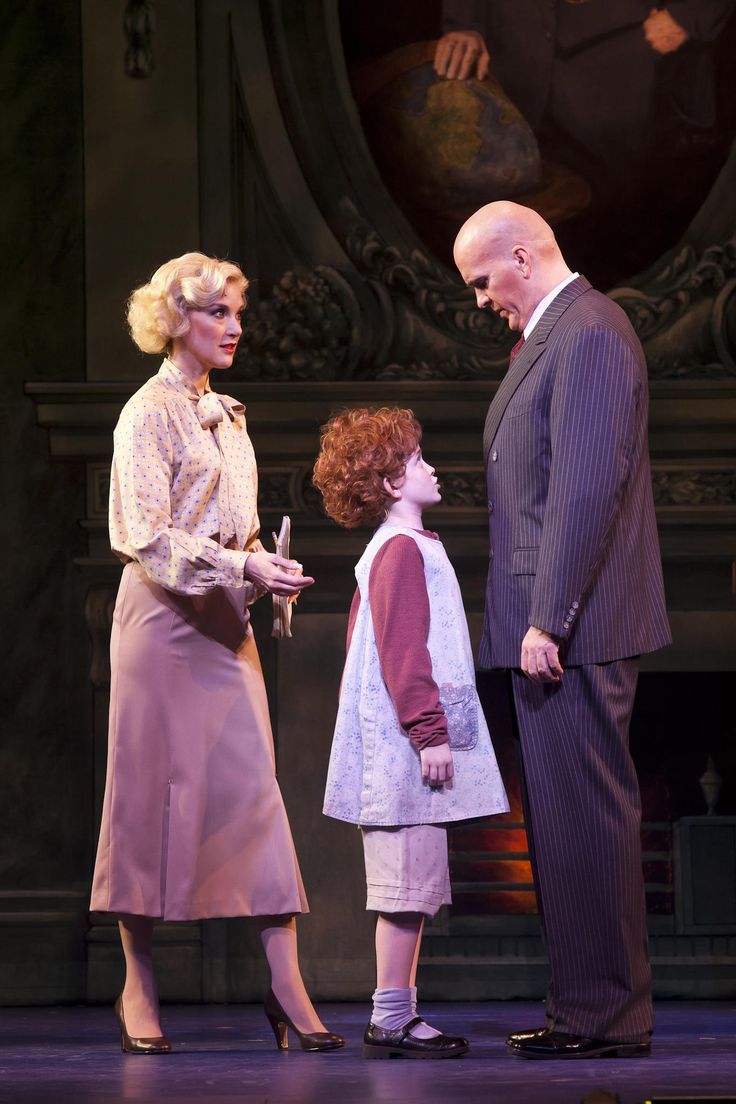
{"left": 420, "top": 743, "right": 454, "bottom": 787}
{"left": 244, "top": 551, "right": 314, "bottom": 597}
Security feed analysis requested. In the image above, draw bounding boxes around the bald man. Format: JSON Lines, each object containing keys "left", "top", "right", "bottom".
{"left": 454, "top": 202, "right": 670, "bottom": 1059}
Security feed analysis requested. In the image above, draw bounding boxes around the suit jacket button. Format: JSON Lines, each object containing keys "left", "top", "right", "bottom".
{"left": 572, "top": 601, "right": 580, "bottom": 609}
{"left": 492, "top": 450, "right": 498, "bottom": 462}
{"left": 488, "top": 501, "right": 494, "bottom": 513}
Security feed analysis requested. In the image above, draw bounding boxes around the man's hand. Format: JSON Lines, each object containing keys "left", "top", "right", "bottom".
{"left": 643, "top": 8, "right": 689, "bottom": 54}
{"left": 521, "top": 626, "right": 564, "bottom": 684}
{"left": 245, "top": 551, "right": 314, "bottom": 597}
{"left": 420, "top": 743, "right": 454, "bottom": 786}
{"left": 434, "top": 30, "right": 490, "bottom": 82}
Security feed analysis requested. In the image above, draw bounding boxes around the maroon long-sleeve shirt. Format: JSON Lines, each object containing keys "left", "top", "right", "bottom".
{"left": 346, "top": 531, "right": 449, "bottom": 750}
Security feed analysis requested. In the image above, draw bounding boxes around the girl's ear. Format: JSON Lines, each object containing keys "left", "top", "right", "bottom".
{"left": 382, "top": 475, "right": 401, "bottom": 500}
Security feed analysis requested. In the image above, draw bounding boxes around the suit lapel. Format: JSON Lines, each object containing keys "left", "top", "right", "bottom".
{"left": 482, "top": 277, "right": 592, "bottom": 459}
{"left": 482, "top": 339, "right": 544, "bottom": 458}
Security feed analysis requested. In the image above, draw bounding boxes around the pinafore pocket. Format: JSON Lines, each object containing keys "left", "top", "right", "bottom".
{"left": 439, "top": 685, "right": 479, "bottom": 751}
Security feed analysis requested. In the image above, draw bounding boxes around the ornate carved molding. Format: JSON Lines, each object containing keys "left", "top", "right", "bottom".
{"left": 613, "top": 240, "right": 736, "bottom": 341}
{"left": 258, "top": 470, "right": 294, "bottom": 510}
{"left": 339, "top": 198, "right": 505, "bottom": 352}
{"left": 239, "top": 270, "right": 351, "bottom": 381}
{"left": 258, "top": 468, "right": 322, "bottom": 516}
{"left": 240, "top": 203, "right": 736, "bottom": 382}
{"left": 611, "top": 238, "right": 736, "bottom": 379}
{"left": 439, "top": 472, "right": 488, "bottom": 509}
{"left": 237, "top": 198, "right": 510, "bottom": 381}
{"left": 652, "top": 470, "right": 736, "bottom": 508}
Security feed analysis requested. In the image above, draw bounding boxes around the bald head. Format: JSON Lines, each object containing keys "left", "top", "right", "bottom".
{"left": 455, "top": 201, "right": 557, "bottom": 256}
{"left": 453, "top": 202, "right": 571, "bottom": 332}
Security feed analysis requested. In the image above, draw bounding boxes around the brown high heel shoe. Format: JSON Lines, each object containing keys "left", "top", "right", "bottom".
{"left": 114, "top": 994, "right": 172, "bottom": 1054}
{"left": 264, "top": 989, "right": 345, "bottom": 1052}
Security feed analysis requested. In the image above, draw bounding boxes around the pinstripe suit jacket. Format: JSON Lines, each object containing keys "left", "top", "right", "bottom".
{"left": 479, "top": 276, "right": 671, "bottom": 669}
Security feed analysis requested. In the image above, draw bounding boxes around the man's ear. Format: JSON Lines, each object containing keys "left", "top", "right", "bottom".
{"left": 512, "top": 245, "right": 532, "bottom": 278}
{"left": 383, "top": 476, "right": 401, "bottom": 500}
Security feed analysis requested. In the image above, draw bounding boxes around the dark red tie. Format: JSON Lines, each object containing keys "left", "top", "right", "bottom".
{"left": 509, "top": 335, "right": 525, "bottom": 366}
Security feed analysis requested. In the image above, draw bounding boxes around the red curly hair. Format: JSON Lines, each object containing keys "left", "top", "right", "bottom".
{"left": 312, "top": 407, "right": 422, "bottom": 528}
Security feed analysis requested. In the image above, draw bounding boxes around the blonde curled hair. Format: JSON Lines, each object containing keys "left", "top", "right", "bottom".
{"left": 127, "top": 252, "right": 249, "bottom": 354}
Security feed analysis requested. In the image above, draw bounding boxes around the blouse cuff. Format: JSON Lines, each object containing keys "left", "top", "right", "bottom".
{"left": 219, "top": 548, "right": 250, "bottom": 589}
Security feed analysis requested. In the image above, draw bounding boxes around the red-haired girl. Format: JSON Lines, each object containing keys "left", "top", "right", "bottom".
{"left": 313, "top": 407, "right": 508, "bottom": 1059}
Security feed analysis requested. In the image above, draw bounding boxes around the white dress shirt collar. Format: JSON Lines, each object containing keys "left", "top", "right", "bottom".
{"left": 523, "top": 272, "right": 580, "bottom": 340}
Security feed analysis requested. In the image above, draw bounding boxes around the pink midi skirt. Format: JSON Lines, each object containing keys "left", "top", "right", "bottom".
{"left": 90, "top": 562, "right": 308, "bottom": 920}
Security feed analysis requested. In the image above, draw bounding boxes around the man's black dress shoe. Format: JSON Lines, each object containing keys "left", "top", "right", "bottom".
{"left": 363, "top": 1017, "right": 469, "bottom": 1059}
{"left": 507, "top": 1026, "right": 550, "bottom": 1049}
{"left": 507, "top": 1028, "right": 651, "bottom": 1060}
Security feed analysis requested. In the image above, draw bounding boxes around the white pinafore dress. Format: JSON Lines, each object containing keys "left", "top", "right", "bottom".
{"left": 324, "top": 524, "right": 509, "bottom": 827}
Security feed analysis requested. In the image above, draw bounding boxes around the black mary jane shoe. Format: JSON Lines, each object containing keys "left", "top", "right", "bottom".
{"left": 264, "top": 989, "right": 345, "bottom": 1052}
{"left": 363, "top": 1017, "right": 469, "bottom": 1060}
{"left": 508, "top": 1027, "right": 651, "bottom": 1060}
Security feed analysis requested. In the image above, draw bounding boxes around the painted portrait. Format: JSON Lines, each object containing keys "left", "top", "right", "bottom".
{"left": 340, "top": 0, "right": 736, "bottom": 288}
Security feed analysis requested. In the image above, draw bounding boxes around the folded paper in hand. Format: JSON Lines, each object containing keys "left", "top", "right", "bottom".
{"left": 272, "top": 515, "right": 293, "bottom": 639}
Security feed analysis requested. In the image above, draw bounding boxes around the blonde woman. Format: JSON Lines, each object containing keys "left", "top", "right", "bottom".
{"left": 90, "top": 253, "right": 343, "bottom": 1055}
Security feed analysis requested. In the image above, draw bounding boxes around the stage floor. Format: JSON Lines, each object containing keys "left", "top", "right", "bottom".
{"left": 0, "top": 1001, "right": 734, "bottom": 1103}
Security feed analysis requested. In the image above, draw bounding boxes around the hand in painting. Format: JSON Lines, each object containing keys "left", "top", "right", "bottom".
{"left": 520, "top": 626, "right": 564, "bottom": 684}
{"left": 420, "top": 743, "right": 454, "bottom": 787}
{"left": 434, "top": 30, "right": 490, "bottom": 82}
{"left": 643, "top": 8, "right": 689, "bottom": 54}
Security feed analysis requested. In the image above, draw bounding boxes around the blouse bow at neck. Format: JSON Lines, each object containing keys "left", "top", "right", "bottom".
{"left": 159, "top": 359, "right": 245, "bottom": 429}
{"left": 194, "top": 390, "right": 245, "bottom": 430}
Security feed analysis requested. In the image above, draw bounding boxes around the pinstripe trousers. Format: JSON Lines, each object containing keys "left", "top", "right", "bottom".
{"left": 510, "top": 658, "right": 653, "bottom": 1042}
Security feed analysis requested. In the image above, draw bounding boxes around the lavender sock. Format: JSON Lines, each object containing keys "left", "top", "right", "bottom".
{"left": 371, "top": 987, "right": 442, "bottom": 1039}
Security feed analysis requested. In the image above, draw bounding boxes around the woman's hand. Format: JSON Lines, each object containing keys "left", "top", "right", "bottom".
{"left": 420, "top": 743, "right": 454, "bottom": 787}
{"left": 244, "top": 551, "right": 315, "bottom": 597}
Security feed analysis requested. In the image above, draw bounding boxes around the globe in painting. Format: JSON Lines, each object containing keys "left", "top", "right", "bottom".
{"left": 351, "top": 41, "right": 589, "bottom": 262}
